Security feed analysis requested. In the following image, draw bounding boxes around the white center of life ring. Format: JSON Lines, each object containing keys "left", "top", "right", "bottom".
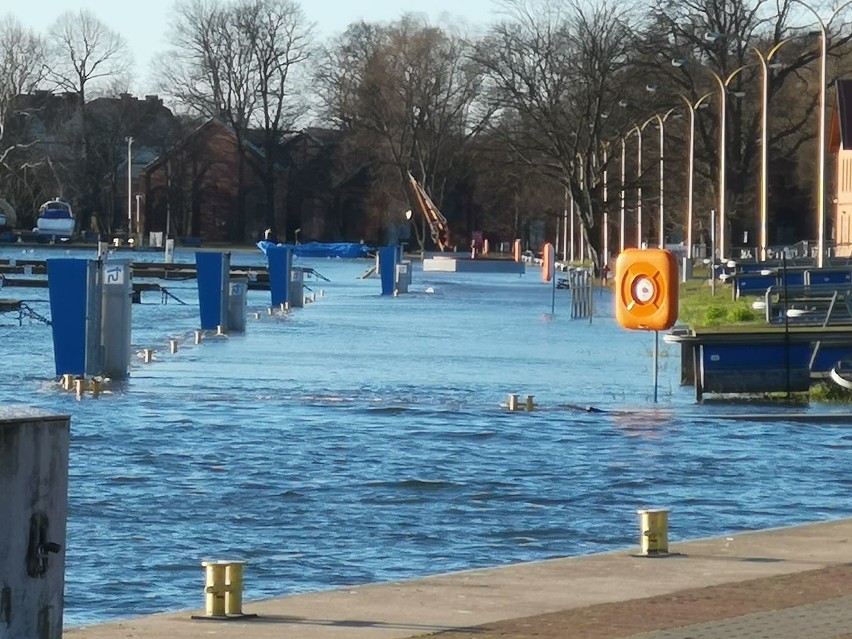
{"left": 632, "top": 275, "right": 655, "bottom": 304}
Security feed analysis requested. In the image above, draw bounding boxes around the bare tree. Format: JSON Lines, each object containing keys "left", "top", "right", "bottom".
{"left": 475, "top": 0, "right": 640, "bottom": 269}
{"left": 0, "top": 15, "right": 47, "bottom": 217}
{"left": 238, "top": 0, "right": 313, "bottom": 238}
{"left": 45, "top": 9, "right": 131, "bottom": 232}
{"left": 316, "top": 15, "right": 488, "bottom": 251}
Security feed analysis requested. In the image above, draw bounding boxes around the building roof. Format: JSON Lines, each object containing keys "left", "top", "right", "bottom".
{"left": 829, "top": 79, "right": 852, "bottom": 152}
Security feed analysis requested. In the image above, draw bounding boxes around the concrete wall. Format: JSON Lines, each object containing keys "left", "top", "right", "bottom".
{"left": 0, "top": 411, "right": 70, "bottom": 639}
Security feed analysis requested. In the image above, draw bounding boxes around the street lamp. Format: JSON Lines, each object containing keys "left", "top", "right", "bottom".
{"left": 790, "top": 0, "right": 852, "bottom": 266}
{"left": 634, "top": 123, "right": 645, "bottom": 247}
{"left": 675, "top": 54, "right": 753, "bottom": 260}
{"left": 125, "top": 136, "right": 134, "bottom": 236}
{"left": 620, "top": 134, "right": 628, "bottom": 253}
{"left": 602, "top": 142, "right": 609, "bottom": 265}
{"left": 675, "top": 93, "right": 713, "bottom": 263}
{"left": 645, "top": 106, "right": 679, "bottom": 249}
{"left": 750, "top": 40, "right": 792, "bottom": 261}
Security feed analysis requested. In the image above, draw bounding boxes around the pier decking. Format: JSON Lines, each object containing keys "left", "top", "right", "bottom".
{"left": 65, "top": 518, "right": 852, "bottom": 639}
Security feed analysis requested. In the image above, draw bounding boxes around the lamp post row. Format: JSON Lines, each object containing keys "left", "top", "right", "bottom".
{"left": 582, "top": 3, "right": 849, "bottom": 267}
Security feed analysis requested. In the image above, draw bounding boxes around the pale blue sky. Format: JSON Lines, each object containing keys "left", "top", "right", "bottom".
{"left": 12, "top": 0, "right": 501, "bottom": 94}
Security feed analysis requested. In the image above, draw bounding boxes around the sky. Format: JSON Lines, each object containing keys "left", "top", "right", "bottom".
{"left": 12, "top": 0, "right": 501, "bottom": 95}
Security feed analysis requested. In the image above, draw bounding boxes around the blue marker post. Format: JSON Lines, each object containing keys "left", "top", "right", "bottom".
{"left": 196, "top": 252, "right": 230, "bottom": 330}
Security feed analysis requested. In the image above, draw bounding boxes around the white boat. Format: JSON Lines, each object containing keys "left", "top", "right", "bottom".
{"left": 36, "top": 199, "right": 75, "bottom": 238}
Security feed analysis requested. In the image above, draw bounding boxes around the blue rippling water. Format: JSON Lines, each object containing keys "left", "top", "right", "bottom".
{"left": 1, "top": 246, "right": 850, "bottom": 628}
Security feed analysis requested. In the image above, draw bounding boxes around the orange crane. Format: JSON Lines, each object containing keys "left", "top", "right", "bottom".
{"left": 407, "top": 172, "right": 450, "bottom": 251}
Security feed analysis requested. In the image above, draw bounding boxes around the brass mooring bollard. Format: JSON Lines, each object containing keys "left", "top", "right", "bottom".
{"left": 637, "top": 508, "right": 670, "bottom": 555}
{"left": 193, "top": 560, "right": 256, "bottom": 620}
{"left": 507, "top": 394, "right": 519, "bottom": 411}
{"left": 525, "top": 395, "right": 535, "bottom": 411}
{"left": 90, "top": 378, "right": 101, "bottom": 398}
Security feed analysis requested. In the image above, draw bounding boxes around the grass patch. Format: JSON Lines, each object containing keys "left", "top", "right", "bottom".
{"left": 678, "top": 275, "right": 759, "bottom": 329}
{"left": 809, "top": 382, "right": 852, "bottom": 403}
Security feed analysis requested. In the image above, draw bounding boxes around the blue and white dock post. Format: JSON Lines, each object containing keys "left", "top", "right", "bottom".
{"left": 378, "top": 245, "right": 405, "bottom": 295}
{"left": 100, "top": 261, "right": 133, "bottom": 379}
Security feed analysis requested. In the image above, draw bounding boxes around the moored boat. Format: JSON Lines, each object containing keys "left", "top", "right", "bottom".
{"left": 36, "top": 199, "right": 75, "bottom": 238}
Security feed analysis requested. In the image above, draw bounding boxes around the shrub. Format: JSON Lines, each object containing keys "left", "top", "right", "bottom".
{"left": 727, "top": 305, "right": 756, "bottom": 323}
{"left": 703, "top": 305, "right": 727, "bottom": 325}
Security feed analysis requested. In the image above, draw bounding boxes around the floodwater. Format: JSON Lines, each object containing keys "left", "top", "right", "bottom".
{"left": 0, "top": 245, "right": 850, "bottom": 628}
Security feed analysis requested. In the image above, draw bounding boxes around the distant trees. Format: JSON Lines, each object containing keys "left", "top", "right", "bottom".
{"left": 0, "top": 0, "right": 849, "bottom": 252}
{"left": 46, "top": 9, "right": 131, "bottom": 233}
{"left": 316, "top": 16, "right": 488, "bottom": 251}
{"left": 161, "top": 0, "right": 312, "bottom": 241}
{"left": 474, "top": 0, "right": 639, "bottom": 267}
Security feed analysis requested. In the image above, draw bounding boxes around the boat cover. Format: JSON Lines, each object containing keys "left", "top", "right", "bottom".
{"left": 257, "top": 241, "right": 372, "bottom": 258}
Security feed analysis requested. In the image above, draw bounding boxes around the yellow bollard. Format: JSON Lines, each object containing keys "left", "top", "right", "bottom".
{"left": 525, "top": 395, "right": 535, "bottom": 411}
{"left": 195, "top": 330, "right": 203, "bottom": 344}
{"left": 90, "top": 379, "right": 101, "bottom": 398}
{"left": 200, "top": 561, "right": 227, "bottom": 617}
{"left": 223, "top": 561, "right": 245, "bottom": 615}
{"left": 507, "top": 394, "right": 519, "bottom": 411}
{"left": 170, "top": 339, "right": 179, "bottom": 354}
{"left": 637, "top": 509, "right": 669, "bottom": 555}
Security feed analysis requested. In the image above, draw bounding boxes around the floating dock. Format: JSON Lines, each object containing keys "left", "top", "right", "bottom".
{"left": 423, "top": 256, "right": 525, "bottom": 274}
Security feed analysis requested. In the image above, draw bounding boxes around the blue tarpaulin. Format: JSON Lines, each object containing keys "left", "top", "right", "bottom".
{"left": 257, "top": 241, "right": 372, "bottom": 258}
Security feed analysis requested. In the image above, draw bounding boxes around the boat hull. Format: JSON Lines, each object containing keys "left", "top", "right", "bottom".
{"left": 37, "top": 217, "right": 75, "bottom": 238}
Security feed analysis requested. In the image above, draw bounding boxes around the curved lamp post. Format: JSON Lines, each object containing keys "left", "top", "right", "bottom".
{"left": 620, "top": 134, "right": 628, "bottom": 252}
{"left": 635, "top": 123, "right": 647, "bottom": 247}
{"left": 675, "top": 92, "right": 714, "bottom": 262}
{"left": 675, "top": 56, "right": 753, "bottom": 260}
{"left": 647, "top": 108, "right": 679, "bottom": 248}
{"left": 791, "top": 0, "right": 852, "bottom": 266}
{"left": 750, "top": 40, "right": 792, "bottom": 261}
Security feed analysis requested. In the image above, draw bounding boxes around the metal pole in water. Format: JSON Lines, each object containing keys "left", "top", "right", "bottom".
{"left": 653, "top": 330, "right": 659, "bottom": 403}
{"left": 550, "top": 267, "right": 556, "bottom": 316}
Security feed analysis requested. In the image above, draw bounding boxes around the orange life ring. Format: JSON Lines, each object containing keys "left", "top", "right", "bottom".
{"left": 615, "top": 248, "right": 678, "bottom": 331}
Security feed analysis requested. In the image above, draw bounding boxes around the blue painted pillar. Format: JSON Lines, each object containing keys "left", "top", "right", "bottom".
{"left": 196, "top": 252, "right": 231, "bottom": 330}
{"left": 378, "top": 246, "right": 399, "bottom": 296}
{"left": 47, "top": 259, "right": 94, "bottom": 377}
{"left": 266, "top": 244, "right": 292, "bottom": 307}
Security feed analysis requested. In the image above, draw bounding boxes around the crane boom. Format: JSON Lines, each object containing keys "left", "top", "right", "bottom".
{"left": 407, "top": 172, "right": 450, "bottom": 251}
